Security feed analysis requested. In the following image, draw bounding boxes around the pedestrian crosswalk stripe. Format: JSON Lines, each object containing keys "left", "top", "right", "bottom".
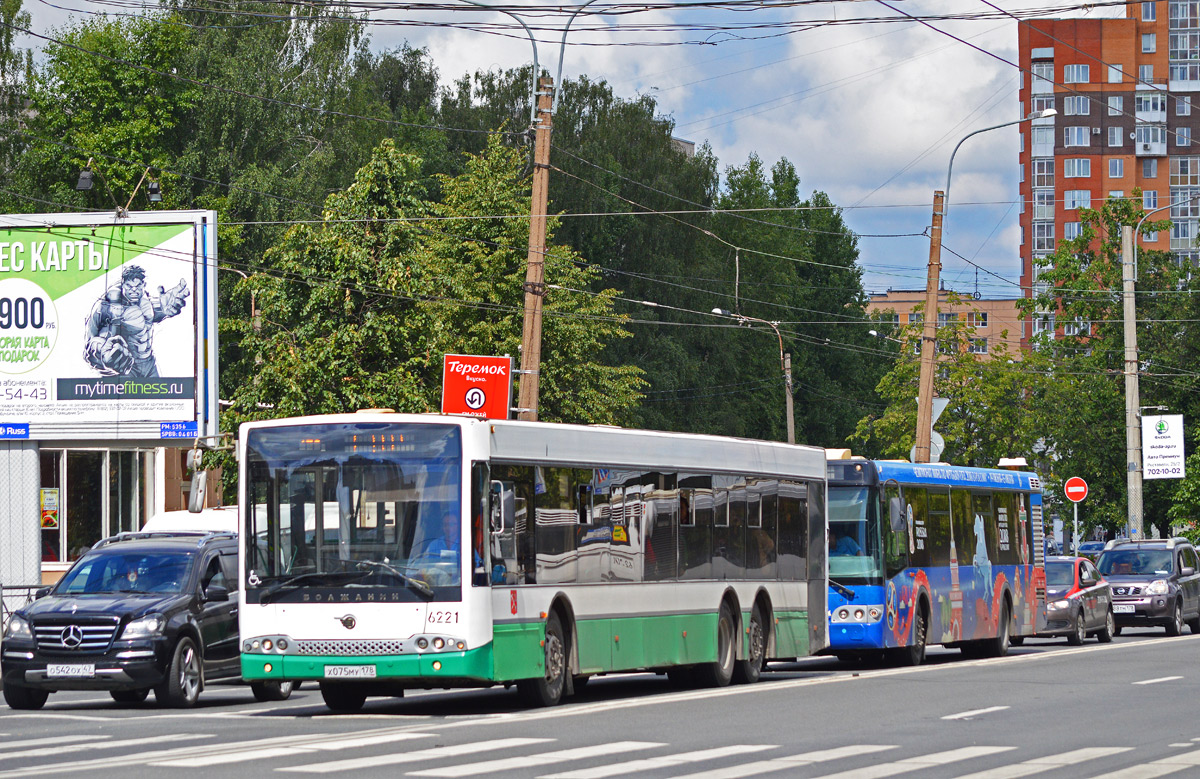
{"left": 7, "top": 734, "right": 211, "bottom": 761}
{"left": 0, "top": 734, "right": 108, "bottom": 752}
{"left": 407, "top": 741, "right": 664, "bottom": 777}
{"left": 278, "top": 738, "right": 555, "bottom": 774}
{"left": 808, "top": 746, "right": 1016, "bottom": 779}
{"left": 951, "top": 746, "right": 1134, "bottom": 779}
{"left": 669, "top": 745, "right": 899, "bottom": 779}
{"left": 152, "top": 732, "right": 432, "bottom": 767}
{"left": 539, "top": 745, "right": 779, "bottom": 779}
{"left": 1088, "top": 748, "right": 1200, "bottom": 779}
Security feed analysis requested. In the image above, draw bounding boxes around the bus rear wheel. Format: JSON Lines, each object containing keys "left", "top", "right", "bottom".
{"left": 733, "top": 604, "right": 767, "bottom": 684}
{"left": 518, "top": 611, "right": 567, "bottom": 707}
{"left": 696, "top": 601, "right": 736, "bottom": 687}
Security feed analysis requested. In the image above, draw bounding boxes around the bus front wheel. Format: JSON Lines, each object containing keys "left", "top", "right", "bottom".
{"left": 518, "top": 611, "right": 567, "bottom": 707}
{"left": 320, "top": 682, "right": 367, "bottom": 712}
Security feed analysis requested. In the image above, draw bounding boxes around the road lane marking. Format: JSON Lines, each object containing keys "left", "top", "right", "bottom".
{"left": 942, "top": 706, "right": 1010, "bottom": 720}
{"left": 0, "top": 734, "right": 109, "bottom": 752}
{"left": 152, "top": 732, "right": 435, "bottom": 767}
{"left": 278, "top": 738, "right": 554, "bottom": 773}
{"left": 951, "top": 747, "right": 1134, "bottom": 778}
{"left": 667, "top": 745, "right": 898, "bottom": 779}
{"left": 3, "top": 734, "right": 211, "bottom": 760}
{"left": 0, "top": 727, "right": 436, "bottom": 777}
{"left": 1133, "top": 676, "right": 1183, "bottom": 685}
{"left": 408, "top": 742, "right": 664, "bottom": 777}
{"left": 1089, "top": 748, "right": 1200, "bottom": 778}
{"left": 807, "top": 746, "right": 1016, "bottom": 779}
{"left": 539, "top": 745, "right": 778, "bottom": 779}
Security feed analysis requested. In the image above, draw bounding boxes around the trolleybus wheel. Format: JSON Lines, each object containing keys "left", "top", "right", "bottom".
{"left": 984, "top": 601, "right": 1012, "bottom": 658}
{"left": 733, "top": 604, "right": 767, "bottom": 684}
{"left": 251, "top": 680, "right": 295, "bottom": 702}
{"left": 518, "top": 611, "right": 567, "bottom": 707}
{"left": 696, "top": 600, "right": 736, "bottom": 687}
{"left": 320, "top": 681, "right": 367, "bottom": 712}
{"left": 892, "top": 604, "right": 927, "bottom": 667}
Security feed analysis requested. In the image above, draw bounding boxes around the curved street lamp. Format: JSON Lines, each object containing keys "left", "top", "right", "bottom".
{"left": 712, "top": 308, "right": 794, "bottom": 444}
{"left": 914, "top": 107, "right": 1057, "bottom": 463}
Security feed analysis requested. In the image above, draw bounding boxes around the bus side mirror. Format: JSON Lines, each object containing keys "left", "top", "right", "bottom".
{"left": 490, "top": 481, "right": 515, "bottom": 533}
{"left": 889, "top": 497, "right": 905, "bottom": 533}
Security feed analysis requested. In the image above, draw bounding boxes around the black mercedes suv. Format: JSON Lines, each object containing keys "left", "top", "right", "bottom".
{"left": 1096, "top": 537, "right": 1200, "bottom": 636}
{"left": 2, "top": 531, "right": 291, "bottom": 709}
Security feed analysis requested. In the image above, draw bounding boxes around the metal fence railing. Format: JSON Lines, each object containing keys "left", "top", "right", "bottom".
{"left": 1, "top": 585, "right": 41, "bottom": 631}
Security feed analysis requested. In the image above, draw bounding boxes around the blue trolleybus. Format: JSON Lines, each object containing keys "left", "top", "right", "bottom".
{"left": 825, "top": 451, "right": 1045, "bottom": 665}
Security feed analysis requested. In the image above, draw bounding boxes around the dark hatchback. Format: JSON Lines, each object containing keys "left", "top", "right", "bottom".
{"left": 1096, "top": 538, "right": 1200, "bottom": 636}
{"left": 1035, "top": 556, "right": 1114, "bottom": 644}
{"left": 2, "top": 532, "right": 291, "bottom": 709}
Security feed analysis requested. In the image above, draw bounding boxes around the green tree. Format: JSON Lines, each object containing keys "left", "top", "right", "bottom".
{"left": 850, "top": 294, "right": 1044, "bottom": 468}
{"left": 1017, "top": 194, "right": 1192, "bottom": 539}
{"left": 223, "top": 137, "right": 643, "bottom": 438}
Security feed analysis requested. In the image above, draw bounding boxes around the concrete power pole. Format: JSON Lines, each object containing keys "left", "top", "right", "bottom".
{"left": 1122, "top": 225, "right": 1144, "bottom": 539}
{"left": 784, "top": 352, "right": 795, "bottom": 445}
{"left": 914, "top": 190, "right": 945, "bottom": 464}
{"left": 517, "top": 77, "right": 554, "bottom": 422}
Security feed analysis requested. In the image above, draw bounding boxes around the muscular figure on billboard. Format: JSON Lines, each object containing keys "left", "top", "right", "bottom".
{"left": 83, "top": 264, "right": 190, "bottom": 377}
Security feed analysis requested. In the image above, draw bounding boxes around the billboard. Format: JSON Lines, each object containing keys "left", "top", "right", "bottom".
{"left": 0, "top": 211, "right": 218, "bottom": 442}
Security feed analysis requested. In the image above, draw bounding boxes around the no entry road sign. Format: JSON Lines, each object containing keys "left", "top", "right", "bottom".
{"left": 1064, "top": 476, "right": 1088, "bottom": 503}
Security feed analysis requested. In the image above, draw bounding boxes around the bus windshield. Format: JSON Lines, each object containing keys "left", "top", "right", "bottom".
{"left": 244, "top": 423, "right": 463, "bottom": 602}
{"left": 827, "top": 486, "right": 882, "bottom": 581}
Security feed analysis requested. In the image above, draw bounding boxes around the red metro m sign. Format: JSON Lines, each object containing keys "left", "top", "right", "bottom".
{"left": 441, "top": 354, "right": 512, "bottom": 420}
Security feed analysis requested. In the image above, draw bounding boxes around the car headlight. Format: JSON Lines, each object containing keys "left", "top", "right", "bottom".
{"left": 1048, "top": 599, "right": 1071, "bottom": 611}
{"left": 121, "top": 614, "right": 165, "bottom": 639}
{"left": 1146, "top": 580, "right": 1170, "bottom": 595}
{"left": 4, "top": 614, "right": 31, "bottom": 640}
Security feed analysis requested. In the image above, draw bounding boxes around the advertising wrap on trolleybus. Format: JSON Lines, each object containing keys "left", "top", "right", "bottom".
{"left": 825, "top": 452, "right": 1045, "bottom": 665}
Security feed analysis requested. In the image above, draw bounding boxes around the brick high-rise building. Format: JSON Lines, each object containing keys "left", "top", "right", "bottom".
{"left": 1017, "top": 1, "right": 1199, "bottom": 347}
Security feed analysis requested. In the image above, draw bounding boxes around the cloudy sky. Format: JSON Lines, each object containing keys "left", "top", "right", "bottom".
{"left": 27, "top": 0, "right": 1123, "bottom": 298}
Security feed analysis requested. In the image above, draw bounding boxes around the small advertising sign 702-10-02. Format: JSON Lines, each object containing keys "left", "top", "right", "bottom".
{"left": 441, "top": 354, "right": 512, "bottom": 420}
{"left": 1142, "top": 414, "right": 1186, "bottom": 480}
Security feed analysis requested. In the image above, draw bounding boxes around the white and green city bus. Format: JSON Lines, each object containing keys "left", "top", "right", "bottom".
{"left": 238, "top": 412, "right": 828, "bottom": 710}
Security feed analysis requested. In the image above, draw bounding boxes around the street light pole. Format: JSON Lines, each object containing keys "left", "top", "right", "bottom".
{"left": 914, "top": 108, "right": 1057, "bottom": 463}
{"left": 713, "top": 309, "right": 794, "bottom": 444}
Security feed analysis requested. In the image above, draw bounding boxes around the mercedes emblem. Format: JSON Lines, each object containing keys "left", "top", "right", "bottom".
{"left": 61, "top": 625, "right": 84, "bottom": 649}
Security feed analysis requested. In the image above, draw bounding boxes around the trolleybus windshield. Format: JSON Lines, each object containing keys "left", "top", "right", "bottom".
{"left": 827, "top": 485, "right": 883, "bottom": 582}
{"left": 244, "top": 423, "right": 463, "bottom": 602}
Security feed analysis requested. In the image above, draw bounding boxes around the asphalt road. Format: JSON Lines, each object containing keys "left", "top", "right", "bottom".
{"left": 1, "top": 628, "right": 1198, "bottom": 778}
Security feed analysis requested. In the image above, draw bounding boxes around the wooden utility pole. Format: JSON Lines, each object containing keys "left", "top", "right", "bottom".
{"left": 914, "top": 190, "right": 945, "bottom": 464}
{"left": 517, "top": 77, "right": 554, "bottom": 421}
{"left": 784, "top": 353, "right": 795, "bottom": 445}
